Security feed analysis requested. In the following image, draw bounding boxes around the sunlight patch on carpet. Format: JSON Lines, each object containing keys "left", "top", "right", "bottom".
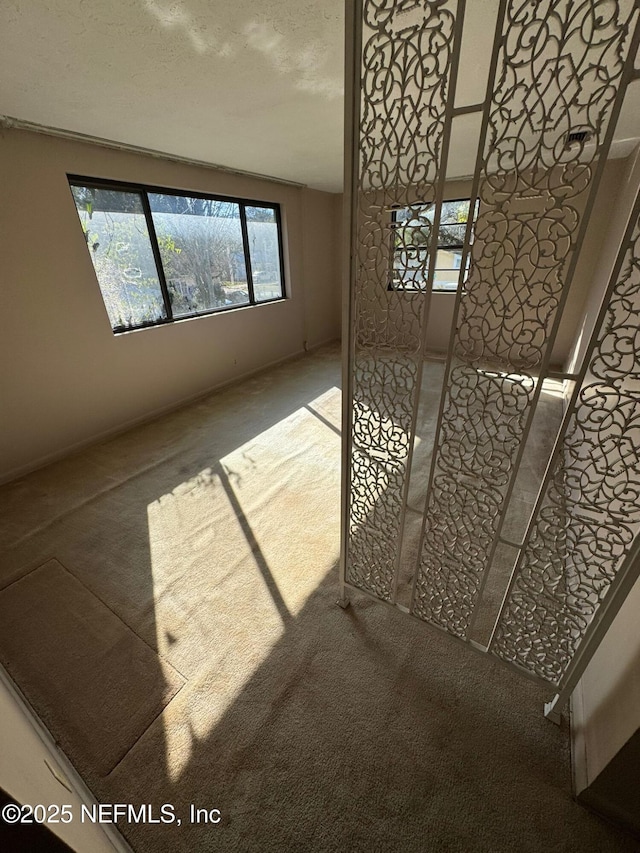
{"left": 145, "top": 389, "right": 341, "bottom": 778}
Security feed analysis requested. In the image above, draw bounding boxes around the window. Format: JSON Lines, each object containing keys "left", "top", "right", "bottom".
{"left": 389, "top": 198, "right": 478, "bottom": 293}
{"left": 69, "top": 176, "right": 285, "bottom": 333}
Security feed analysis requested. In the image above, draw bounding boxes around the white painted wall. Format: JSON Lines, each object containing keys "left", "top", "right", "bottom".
{"left": 575, "top": 581, "right": 640, "bottom": 789}
{"left": 0, "top": 128, "right": 340, "bottom": 483}
{"left": 0, "top": 667, "right": 128, "bottom": 852}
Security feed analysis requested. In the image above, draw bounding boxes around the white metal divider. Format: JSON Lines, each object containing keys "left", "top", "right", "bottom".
{"left": 340, "top": 0, "right": 640, "bottom": 720}
{"left": 411, "top": 0, "right": 640, "bottom": 641}
{"left": 490, "top": 184, "right": 640, "bottom": 716}
{"left": 340, "top": 0, "right": 465, "bottom": 603}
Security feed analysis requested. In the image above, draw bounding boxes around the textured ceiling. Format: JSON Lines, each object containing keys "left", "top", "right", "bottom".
{"left": 0, "top": 1, "right": 638, "bottom": 193}
{"left": 0, "top": 0, "right": 345, "bottom": 191}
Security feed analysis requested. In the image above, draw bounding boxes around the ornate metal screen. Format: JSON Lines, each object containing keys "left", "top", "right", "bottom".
{"left": 341, "top": 0, "right": 640, "bottom": 717}
{"left": 490, "top": 189, "right": 640, "bottom": 686}
{"left": 344, "top": 0, "right": 464, "bottom": 600}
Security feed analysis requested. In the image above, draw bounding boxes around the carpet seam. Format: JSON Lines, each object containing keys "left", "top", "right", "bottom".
{"left": 0, "top": 556, "right": 58, "bottom": 593}
{"left": 101, "top": 677, "right": 187, "bottom": 779}
{"left": 0, "top": 555, "right": 189, "bottom": 780}
{"left": 53, "top": 556, "right": 190, "bottom": 682}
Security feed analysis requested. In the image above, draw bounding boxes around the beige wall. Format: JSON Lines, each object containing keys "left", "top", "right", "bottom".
{"left": 561, "top": 156, "right": 629, "bottom": 371}
{"left": 571, "top": 145, "right": 640, "bottom": 793}
{"left": 301, "top": 187, "right": 342, "bottom": 349}
{"left": 566, "top": 148, "right": 640, "bottom": 375}
{"left": 0, "top": 128, "right": 340, "bottom": 483}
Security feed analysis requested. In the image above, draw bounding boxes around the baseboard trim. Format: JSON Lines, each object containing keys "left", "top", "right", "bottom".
{"left": 576, "top": 727, "right": 640, "bottom": 841}
{"left": 1, "top": 343, "right": 339, "bottom": 486}
{"left": 577, "top": 785, "right": 640, "bottom": 842}
{"left": 304, "top": 335, "right": 342, "bottom": 353}
{"left": 570, "top": 679, "right": 589, "bottom": 796}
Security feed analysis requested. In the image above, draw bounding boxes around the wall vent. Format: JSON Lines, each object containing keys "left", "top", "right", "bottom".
{"left": 566, "top": 130, "right": 591, "bottom": 144}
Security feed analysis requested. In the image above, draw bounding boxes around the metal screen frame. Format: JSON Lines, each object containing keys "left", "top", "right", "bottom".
{"left": 340, "top": 0, "right": 640, "bottom": 720}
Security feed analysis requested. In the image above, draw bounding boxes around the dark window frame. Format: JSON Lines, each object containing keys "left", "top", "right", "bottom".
{"left": 68, "top": 174, "right": 287, "bottom": 334}
{"left": 388, "top": 196, "right": 477, "bottom": 294}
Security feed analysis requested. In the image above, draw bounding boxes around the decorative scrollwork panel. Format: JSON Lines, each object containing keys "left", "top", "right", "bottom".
{"left": 346, "top": 0, "right": 459, "bottom": 600}
{"left": 491, "top": 202, "right": 640, "bottom": 684}
{"left": 413, "top": 362, "right": 535, "bottom": 635}
{"left": 412, "top": 0, "right": 637, "bottom": 635}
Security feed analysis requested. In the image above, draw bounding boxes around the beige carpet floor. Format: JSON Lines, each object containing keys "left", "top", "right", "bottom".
{"left": 0, "top": 558, "right": 185, "bottom": 776}
{"left": 0, "top": 343, "right": 635, "bottom": 852}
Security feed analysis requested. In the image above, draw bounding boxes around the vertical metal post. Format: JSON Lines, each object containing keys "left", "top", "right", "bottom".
{"left": 338, "top": 0, "right": 363, "bottom": 608}
{"left": 239, "top": 203, "right": 256, "bottom": 304}
{"left": 140, "top": 190, "right": 174, "bottom": 322}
